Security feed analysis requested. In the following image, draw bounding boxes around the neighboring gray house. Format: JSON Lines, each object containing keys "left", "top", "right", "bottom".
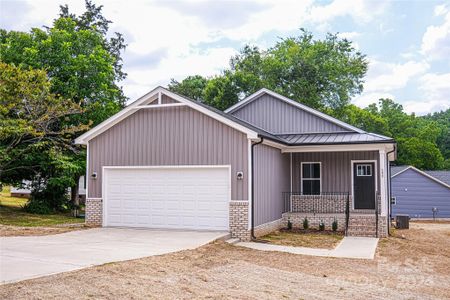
{"left": 75, "top": 87, "right": 396, "bottom": 240}
{"left": 391, "top": 166, "right": 450, "bottom": 218}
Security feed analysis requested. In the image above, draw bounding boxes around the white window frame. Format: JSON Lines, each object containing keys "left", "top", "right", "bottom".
{"left": 300, "top": 162, "right": 322, "bottom": 195}
{"left": 356, "top": 164, "right": 372, "bottom": 176}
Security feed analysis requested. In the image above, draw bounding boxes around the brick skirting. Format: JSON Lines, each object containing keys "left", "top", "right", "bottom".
{"left": 85, "top": 198, "right": 102, "bottom": 226}
{"left": 254, "top": 218, "right": 284, "bottom": 237}
{"left": 282, "top": 212, "right": 346, "bottom": 231}
{"left": 229, "top": 201, "right": 250, "bottom": 241}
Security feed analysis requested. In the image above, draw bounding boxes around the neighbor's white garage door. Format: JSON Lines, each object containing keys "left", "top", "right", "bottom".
{"left": 104, "top": 167, "right": 230, "bottom": 230}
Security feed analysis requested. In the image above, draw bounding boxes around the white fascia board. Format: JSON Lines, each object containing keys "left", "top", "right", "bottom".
{"left": 225, "top": 88, "right": 365, "bottom": 133}
{"left": 392, "top": 166, "right": 450, "bottom": 189}
{"left": 281, "top": 143, "right": 395, "bottom": 153}
{"left": 75, "top": 86, "right": 258, "bottom": 144}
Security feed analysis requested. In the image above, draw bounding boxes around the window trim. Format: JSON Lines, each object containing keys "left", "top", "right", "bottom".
{"left": 300, "top": 162, "right": 322, "bottom": 195}
{"left": 356, "top": 164, "right": 372, "bottom": 176}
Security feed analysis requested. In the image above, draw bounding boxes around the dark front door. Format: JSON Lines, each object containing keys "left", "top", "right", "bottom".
{"left": 353, "top": 162, "right": 375, "bottom": 209}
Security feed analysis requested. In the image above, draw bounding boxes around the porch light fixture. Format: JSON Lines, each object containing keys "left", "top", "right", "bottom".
{"left": 237, "top": 171, "right": 244, "bottom": 180}
{"left": 91, "top": 172, "right": 97, "bottom": 179}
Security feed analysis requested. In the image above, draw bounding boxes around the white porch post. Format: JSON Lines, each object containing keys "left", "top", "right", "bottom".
{"left": 379, "top": 149, "right": 387, "bottom": 216}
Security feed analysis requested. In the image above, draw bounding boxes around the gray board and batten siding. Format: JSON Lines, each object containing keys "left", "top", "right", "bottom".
{"left": 230, "top": 93, "right": 348, "bottom": 134}
{"left": 391, "top": 168, "right": 450, "bottom": 218}
{"left": 253, "top": 144, "right": 290, "bottom": 226}
{"left": 88, "top": 105, "right": 249, "bottom": 201}
{"left": 291, "top": 151, "right": 380, "bottom": 193}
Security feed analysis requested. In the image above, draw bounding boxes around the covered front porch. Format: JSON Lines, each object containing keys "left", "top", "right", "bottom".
{"left": 276, "top": 143, "right": 395, "bottom": 237}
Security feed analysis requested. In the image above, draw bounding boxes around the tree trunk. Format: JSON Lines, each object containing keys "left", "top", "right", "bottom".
{"left": 71, "top": 175, "right": 80, "bottom": 216}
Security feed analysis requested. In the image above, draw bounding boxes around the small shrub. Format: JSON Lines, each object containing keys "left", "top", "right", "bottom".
{"left": 287, "top": 218, "right": 293, "bottom": 230}
{"left": 302, "top": 217, "right": 309, "bottom": 230}
{"left": 332, "top": 219, "right": 338, "bottom": 232}
{"left": 319, "top": 220, "right": 325, "bottom": 231}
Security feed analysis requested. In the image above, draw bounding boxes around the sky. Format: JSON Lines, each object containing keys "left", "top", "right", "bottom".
{"left": 1, "top": 0, "right": 450, "bottom": 115}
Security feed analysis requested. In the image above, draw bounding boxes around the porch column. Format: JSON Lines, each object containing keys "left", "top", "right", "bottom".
{"left": 379, "top": 149, "right": 387, "bottom": 216}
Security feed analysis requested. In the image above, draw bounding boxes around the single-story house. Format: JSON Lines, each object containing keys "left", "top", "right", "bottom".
{"left": 10, "top": 177, "right": 87, "bottom": 202}
{"left": 75, "top": 87, "right": 396, "bottom": 240}
{"left": 391, "top": 166, "right": 450, "bottom": 218}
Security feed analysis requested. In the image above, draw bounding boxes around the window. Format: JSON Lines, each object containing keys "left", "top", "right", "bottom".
{"left": 357, "top": 164, "right": 372, "bottom": 176}
{"left": 301, "top": 162, "right": 321, "bottom": 195}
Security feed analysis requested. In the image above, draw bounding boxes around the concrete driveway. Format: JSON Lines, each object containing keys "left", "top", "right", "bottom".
{"left": 0, "top": 228, "right": 228, "bottom": 284}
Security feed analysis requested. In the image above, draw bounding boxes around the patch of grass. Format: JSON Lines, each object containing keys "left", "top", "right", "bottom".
{"left": 261, "top": 229, "right": 344, "bottom": 249}
{"left": 0, "top": 186, "right": 84, "bottom": 227}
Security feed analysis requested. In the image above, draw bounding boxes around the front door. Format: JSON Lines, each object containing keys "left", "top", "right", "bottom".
{"left": 353, "top": 162, "right": 375, "bottom": 209}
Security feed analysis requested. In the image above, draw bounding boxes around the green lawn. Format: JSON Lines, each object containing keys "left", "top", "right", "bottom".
{"left": 0, "top": 186, "right": 84, "bottom": 227}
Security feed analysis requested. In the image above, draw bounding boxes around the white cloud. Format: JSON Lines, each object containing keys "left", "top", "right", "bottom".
{"left": 402, "top": 99, "right": 449, "bottom": 115}
{"left": 419, "top": 72, "right": 450, "bottom": 108}
{"left": 352, "top": 92, "right": 395, "bottom": 108}
{"left": 421, "top": 6, "right": 450, "bottom": 60}
{"left": 364, "top": 59, "right": 429, "bottom": 93}
{"left": 308, "top": 0, "right": 389, "bottom": 26}
{"left": 434, "top": 3, "right": 448, "bottom": 16}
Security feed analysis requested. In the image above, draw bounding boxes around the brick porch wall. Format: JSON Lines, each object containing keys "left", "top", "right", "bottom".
{"left": 85, "top": 198, "right": 102, "bottom": 226}
{"left": 291, "top": 194, "right": 347, "bottom": 213}
{"left": 282, "top": 213, "right": 347, "bottom": 231}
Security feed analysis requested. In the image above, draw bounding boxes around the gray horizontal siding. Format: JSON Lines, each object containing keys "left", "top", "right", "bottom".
{"left": 392, "top": 169, "right": 450, "bottom": 218}
{"left": 231, "top": 94, "right": 347, "bottom": 134}
{"left": 88, "top": 105, "right": 248, "bottom": 200}
{"left": 253, "top": 144, "right": 290, "bottom": 226}
{"left": 292, "top": 151, "right": 380, "bottom": 193}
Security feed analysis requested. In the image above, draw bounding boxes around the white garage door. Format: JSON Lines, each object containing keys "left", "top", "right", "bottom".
{"left": 104, "top": 167, "right": 230, "bottom": 230}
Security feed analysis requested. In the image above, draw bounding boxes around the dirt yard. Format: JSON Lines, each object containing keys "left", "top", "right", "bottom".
{"left": 1, "top": 222, "right": 449, "bottom": 300}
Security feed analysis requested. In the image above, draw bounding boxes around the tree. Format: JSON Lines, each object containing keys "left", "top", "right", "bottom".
{"left": 0, "top": 0, "right": 126, "bottom": 208}
{"left": 168, "top": 75, "right": 208, "bottom": 101}
{"left": 170, "top": 29, "right": 368, "bottom": 112}
{"left": 0, "top": 62, "right": 86, "bottom": 212}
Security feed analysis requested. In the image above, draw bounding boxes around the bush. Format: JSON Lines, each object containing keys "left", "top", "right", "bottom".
{"left": 303, "top": 217, "right": 309, "bottom": 230}
{"left": 319, "top": 221, "right": 325, "bottom": 231}
{"left": 287, "top": 218, "right": 293, "bottom": 230}
{"left": 25, "top": 185, "right": 69, "bottom": 214}
{"left": 332, "top": 219, "right": 338, "bottom": 231}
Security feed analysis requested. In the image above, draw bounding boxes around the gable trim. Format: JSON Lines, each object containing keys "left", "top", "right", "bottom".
{"left": 392, "top": 166, "right": 450, "bottom": 189}
{"left": 225, "top": 88, "right": 365, "bottom": 133}
{"left": 75, "top": 87, "right": 258, "bottom": 144}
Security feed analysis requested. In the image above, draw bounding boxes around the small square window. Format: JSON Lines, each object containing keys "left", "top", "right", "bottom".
{"left": 357, "top": 164, "right": 372, "bottom": 176}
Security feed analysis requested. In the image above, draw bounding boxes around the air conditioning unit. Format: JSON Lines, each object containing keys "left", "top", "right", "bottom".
{"left": 396, "top": 214, "right": 410, "bottom": 229}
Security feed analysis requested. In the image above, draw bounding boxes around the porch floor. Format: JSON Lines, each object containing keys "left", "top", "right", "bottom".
{"left": 237, "top": 236, "right": 379, "bottom": 259}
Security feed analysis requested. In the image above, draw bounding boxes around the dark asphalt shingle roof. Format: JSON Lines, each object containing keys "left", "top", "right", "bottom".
{"left": 391, "top": 165, "right": 410, "bottom": 176}
{"left": 425, "top": 171, "right": 450, "bottom": 186}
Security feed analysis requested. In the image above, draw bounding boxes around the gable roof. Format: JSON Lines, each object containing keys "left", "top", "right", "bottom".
{"left": 391, "top": 166, "right": 450, "bottom": 189}
{"left": 75, "top": 86, "right": 259, "bottom": 144}
{"left": 224, "top": 88, "right": 365, "bottom": 133}
{"left": 425, "top": 171, "right": 450, "bottom": 186}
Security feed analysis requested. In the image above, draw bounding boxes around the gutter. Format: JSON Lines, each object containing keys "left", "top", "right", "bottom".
{"left": 250, "top": 136, "right": 264, "bottom": 240}
{"left": 386, "top": 144, "right": 397, "bottom": 236}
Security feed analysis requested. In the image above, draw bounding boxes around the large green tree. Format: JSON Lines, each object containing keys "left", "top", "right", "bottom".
{"left": 0, "top": 0, "right": 126, "bottom": 208}
{"left": 0, "top": 62, "right": 86, "bottom": 211}
{"left": 170, "top": 30, "right": 368, "bottom": 111}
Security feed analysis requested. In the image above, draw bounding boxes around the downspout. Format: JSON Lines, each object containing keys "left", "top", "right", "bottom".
{"left": 386, "top": 144, "right": 396, "bottom": 236}
{"left": 251, "top": 136, "right": 264, "bottom": 240}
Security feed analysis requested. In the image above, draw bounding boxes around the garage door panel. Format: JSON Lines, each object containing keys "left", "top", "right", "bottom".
{"left": 104, "top": 167, "right": 229, "bottom": 230}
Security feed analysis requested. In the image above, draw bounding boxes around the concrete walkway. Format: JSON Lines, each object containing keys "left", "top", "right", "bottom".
{"left": 237, "top": 236, "right": 379, "bottom": 259}
{"left": 1, "top": 228, "right": 228, "bottom": 284}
